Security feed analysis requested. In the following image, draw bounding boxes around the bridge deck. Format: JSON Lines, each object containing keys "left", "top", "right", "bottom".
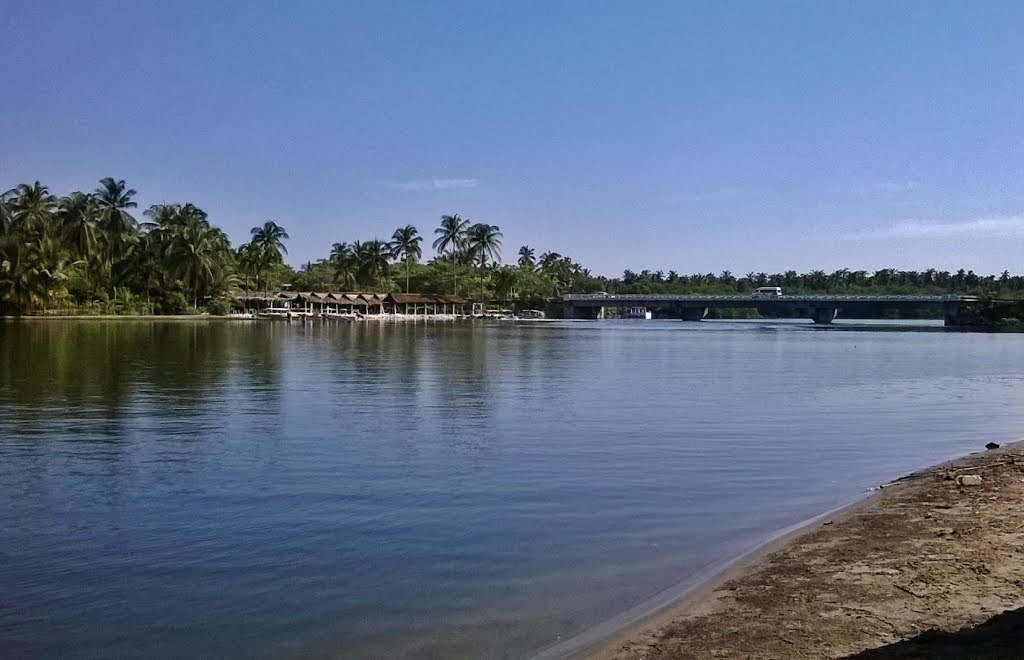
{"left": 564, "top": 294, "right": 966, "bottom": 304}
{"left": 561, "top": 294, "right": 978, "bottom": 325}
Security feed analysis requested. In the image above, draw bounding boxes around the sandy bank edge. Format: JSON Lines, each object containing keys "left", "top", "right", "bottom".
{"left": 533, "top": 440, "right": 1024, "bottom": 660}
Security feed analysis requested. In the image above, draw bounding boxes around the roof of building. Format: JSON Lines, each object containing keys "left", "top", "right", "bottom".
{"left": 385, "top": 293, "right": 466, "bottom": 305}
{"left": 386, "top": 293, "right": 436, "bottom": 304}
{"left": 236, "top": 290, "right": 466, "bottom": 304}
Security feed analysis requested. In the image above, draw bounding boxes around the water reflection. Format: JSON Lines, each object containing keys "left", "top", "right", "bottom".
{"left": 0, "top": 321, "right": 283, "bottom": 417}
{"left": 1, "top": 319, "right": 1023, "bottom": 659}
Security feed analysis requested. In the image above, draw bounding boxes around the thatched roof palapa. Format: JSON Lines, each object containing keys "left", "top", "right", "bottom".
{"left": 386, "top": 293, "right": 425, "bottom": 305}
{"left": 233, "top": 292, "right": 281, "bottom": 301}
{"left": 235, "top": 290, "right": 465, "bottom": 305}
{"left": 386, "top": 293, "right": 460, "bottom": 305}
{"left": 340, "top": 293, "right": 369, "bottom": 306}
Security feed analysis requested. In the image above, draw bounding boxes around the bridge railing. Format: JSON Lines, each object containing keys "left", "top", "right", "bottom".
{"left": 563, "top": 294, "right": 970, "bottom": 303}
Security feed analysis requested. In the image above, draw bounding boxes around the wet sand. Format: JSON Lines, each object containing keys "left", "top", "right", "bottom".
{"left": 585, "top": 442, "right": 1024, "bottom": 659}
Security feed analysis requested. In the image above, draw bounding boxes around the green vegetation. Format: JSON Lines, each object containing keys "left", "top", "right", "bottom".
{"left": 1, "top": 179, "right": 239, "bottom": 315}
{"left": 977, "top": 294, "right": 1024, "bottom": 328}
{"left": 610, "top": 269, "right": 1024, "bottom": 297}
{"left": 3, "top": 177, "right": 1023, "bottom": 316}
{"left": 0, "top": 178, "right": 601, "bottom": 315}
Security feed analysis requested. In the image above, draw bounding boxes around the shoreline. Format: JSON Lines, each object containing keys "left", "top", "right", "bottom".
{"left": 0, "top": 314, "right": 463, "bottom": 322}
{"left": 1, "top": 314, "right": 256, "bottom": 321}
{"left": 537, "top": 441, "right": 1024, "bottom": 660}
{"left": 532, "top": 501, "right": 866, "bottom": 660}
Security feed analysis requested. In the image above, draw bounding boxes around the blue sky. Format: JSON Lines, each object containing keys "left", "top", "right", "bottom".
{"left": 2, "top": 1, "right": 1023, "bottom": 276}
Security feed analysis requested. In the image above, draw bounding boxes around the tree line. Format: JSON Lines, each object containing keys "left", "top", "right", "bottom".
{"left": 611, "top": 268, "right": 1024, "bottom": 296}
{"left": 290, "top": 214, "right": 597, "bottom": 305}
{"left": 2, "top": 178, "right": 1021, "bottom": 315}
{"left": 0, "top": 179, "right": 597, "bottom": 314}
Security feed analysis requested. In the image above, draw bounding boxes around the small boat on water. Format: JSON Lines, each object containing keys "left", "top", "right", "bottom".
{"left": 519, "top": 309, "right": 546, "bottom": 320}
{"left": 323, "top": 311, "right": 362, "bottom": 321}
{"left": 472, "top": 308, "right": 515, "bottom": 319}
{"left": 623, "top": 307, "right": 652, "bottom": 320}
{"left": 257, "top": 307, "right": 314, "bottom": 320}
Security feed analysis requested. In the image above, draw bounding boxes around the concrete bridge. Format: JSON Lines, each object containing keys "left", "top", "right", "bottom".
{"left": 562, "top": 293, "right": 982, "bottom": 326}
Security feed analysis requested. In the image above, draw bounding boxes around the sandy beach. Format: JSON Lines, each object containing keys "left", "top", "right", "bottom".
{"left": 584, "top": 442, "right": 1024, "bottom": 660}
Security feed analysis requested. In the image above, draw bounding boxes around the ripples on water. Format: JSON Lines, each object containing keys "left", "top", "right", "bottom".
{"left": 1, "top": 319, "right": 1022, "bottom": 658}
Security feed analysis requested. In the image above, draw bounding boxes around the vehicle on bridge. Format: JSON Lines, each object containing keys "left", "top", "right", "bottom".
{"left": 562, "top": 292, "right": 983, "bottom": 326}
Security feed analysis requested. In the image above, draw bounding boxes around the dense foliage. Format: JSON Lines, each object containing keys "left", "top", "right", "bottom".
{"left": 607, "top": 268, "right": 1024, "bottom": 297}
{"left": 2, "top": 178, "right": 1021, "bottom": 315}
{"left": 1, "top": 180, "right": 240, "bottom": 315}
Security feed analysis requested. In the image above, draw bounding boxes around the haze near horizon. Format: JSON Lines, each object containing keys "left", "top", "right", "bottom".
{"left": 1, "top": 1, "right": 1022, "bottom": 276}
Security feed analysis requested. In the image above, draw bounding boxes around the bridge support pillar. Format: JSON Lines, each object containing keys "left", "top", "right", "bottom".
{"left": 563, "top": 303, "right": 605, "bottom": 320}
{"left": 944, "top": 300, "right": 983, "bottom": 327}
{"left": 944, "top": 302, "right": 960, "bottom": 327}
{"left": 810, "top": 307, "right": 838, "bottom": 324}
{"left": 680, "top": 307, "right": 708, "bottom": 321}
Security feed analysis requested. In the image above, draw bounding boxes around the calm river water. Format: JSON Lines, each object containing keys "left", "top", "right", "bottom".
{"left": 1, "top": 319, "right": 1022, "bottom": 658}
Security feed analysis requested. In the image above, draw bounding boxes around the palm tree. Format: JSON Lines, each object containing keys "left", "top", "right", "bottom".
{"left": 94, "top": 178, "right": 138, "bottom": 286}
{"left": 9, "top": 181, "right": 57, "bottom": 237}
{"left": 57, "top": 192, "right": 98, "bottom": 277}
{"left": 140, "top": 203, "right": 234, "bottom": 309}
{"left": 354, "top": 240, "right": 391, "bottom": 290}
{"left": 236, "top": 242, "right": 261, "bottom": 303}
{"left": 130, "top": 231, "right": 163, "bottom": 309}
{"left": 492, "top": 266, "right": 519, "bottom": 301}
{"left": 389, "top": 225, "right": 422, "bottom": 293}
{"left": 0, "top": 236, "right": 43, "bottom": 312}
{"left": 466, "top": 223, "right": 502, "bottom": 270}
{"left": 433, "top": 214, "right": 470, "bottom": 296}
{"left": 556, "top": 256, "right": 583, "bottom": 295}
{"left": 812, "top": 270, "right": 829, "bottom": 290}
{"left": 40, "top": 259, "right": 83, "bottom": 310}
{"left": 518, "top": 246, "right": 535, "bottom": 270}
{"left": 0, "top": 190, "right": 12, "bottom": 238}
{"left": 251, "top": 220, "right": 289, "bottom": 258}
{"left": 250, "top": 220, "right": 289, "bottom": 294}
{"left": 537, "top": 251, "right": 562, "bottom": 274}
{"left": 0, "top": 234, "right": 80, "bottom": 313}
{"left": 139, "top": 203, "right": 181, "bottom": 294}
{"left": 329, "top": 242, "right": 357, "bottom": 289}
{"left": 2, "top": 184, "right": 58, "bottom": 312}
{"left": 465, "top": 223, "right": 502, "bottom": 300}
{"left": 165, "top": 205, "right": 228, "bottom": 308}
{"left": 141, "top": 203, "right": 177, "bottom": 231}
{"left": 56, "top": 192, "right": 98, "bottom": 295}
{"left": 250, "top": 217, "right": 288, "bottom": 255}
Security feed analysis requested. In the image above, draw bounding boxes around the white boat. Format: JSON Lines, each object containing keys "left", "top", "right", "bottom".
{"left": 323, "top": 311, "right": 361, "bottom": 321}
{"left": 473, "top": 308, "right": 515, "bottom": 319}
{"left": 623, "top": 307, "right": 652, "bottom": 320}
{"left": 257, "top": 307, "right": 313, "bottom": 320}
{"left": 519, "top": 309, "right": 546, "bottom": 320}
